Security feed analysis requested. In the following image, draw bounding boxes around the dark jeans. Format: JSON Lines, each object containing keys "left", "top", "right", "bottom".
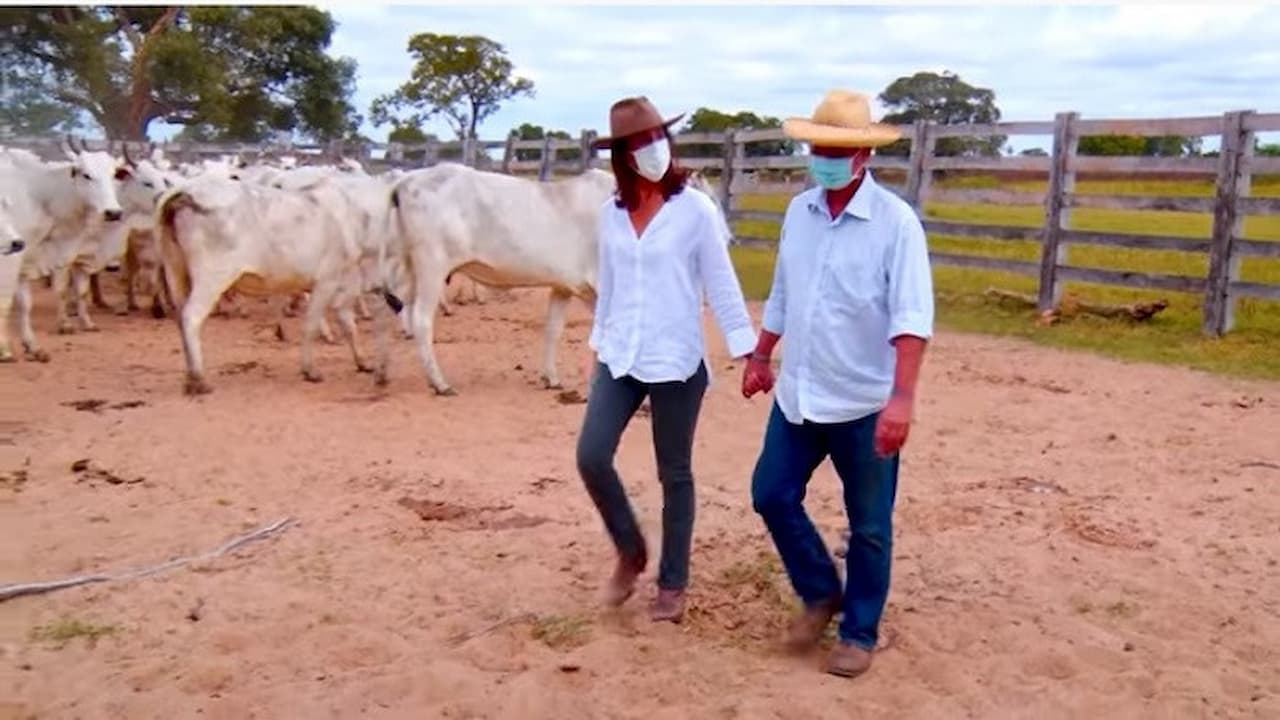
{"left": 576, "top": 360, "right": 708, "bottom": 590}
{"left": 750, "top": 401, "right": 900, "bottom": 650}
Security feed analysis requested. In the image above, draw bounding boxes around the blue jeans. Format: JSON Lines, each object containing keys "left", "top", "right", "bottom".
{"left": 750, "top": 401, "right": 900, "bottom": 650}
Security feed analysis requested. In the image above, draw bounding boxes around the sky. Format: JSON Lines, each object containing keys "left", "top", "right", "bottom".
{"left": 153, "top": 2, "right": 1280, "bottom": 153}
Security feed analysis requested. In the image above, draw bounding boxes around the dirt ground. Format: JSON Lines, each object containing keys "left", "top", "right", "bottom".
{"left": 1, "top": 281, "right": 1278, "bottom": 720}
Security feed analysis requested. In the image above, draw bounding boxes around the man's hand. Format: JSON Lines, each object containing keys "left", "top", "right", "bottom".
{"left": 741, "top": 354, "right": 775, "bottom": 398}
{"left": 874, "top": 392, "right": 913, "bottom": 458}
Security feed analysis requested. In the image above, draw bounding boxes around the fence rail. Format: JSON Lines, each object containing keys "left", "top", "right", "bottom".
{"left": 4, "top": 107, "right": 1278, "bottom": 336}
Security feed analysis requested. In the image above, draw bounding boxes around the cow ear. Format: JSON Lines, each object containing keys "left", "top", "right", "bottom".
{"left": 114, "top": 167, "right": 133, "bottom": 181}
{"left": 69, "top": 166, "right": 77, "bottom": 179}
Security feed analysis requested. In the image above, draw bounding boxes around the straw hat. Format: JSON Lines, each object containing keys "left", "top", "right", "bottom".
{"left": 782, "top": 90, "right": 902, "bottom": 148}
{"left": 592, "top": 96, "right": 685, "bottom": 150}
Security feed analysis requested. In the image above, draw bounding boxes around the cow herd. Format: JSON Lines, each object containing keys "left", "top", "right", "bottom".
{"left": 1, "top": 136, "right": 731, "bottom": 398}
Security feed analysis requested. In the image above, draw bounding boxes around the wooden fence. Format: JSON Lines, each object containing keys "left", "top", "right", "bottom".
{"left": 5, "top": 109, "right": 1279, "bottom": 336}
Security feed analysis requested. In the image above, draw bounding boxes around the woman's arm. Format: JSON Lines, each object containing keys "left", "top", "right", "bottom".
{"left": 696, "top": 200, "right": 757, "bottom": 360}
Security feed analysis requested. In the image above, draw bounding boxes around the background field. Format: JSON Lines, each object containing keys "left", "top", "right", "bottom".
{"left": 728, "top": 173, "right": 1280, "bottom": 380}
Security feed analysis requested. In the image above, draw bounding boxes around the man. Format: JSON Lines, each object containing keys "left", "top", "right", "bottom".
{"left": 741, "top": 89, "right": 934, "bottom": 678}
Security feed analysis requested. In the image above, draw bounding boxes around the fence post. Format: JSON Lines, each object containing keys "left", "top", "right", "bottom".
{"left": 719, "top": 130, "right": 738, "bottom": 220}
{"left": 579, "top": 129, "right": 596, "bottom": 173}
{"left": 903, "top": 119, "right": 935, "bottom": 211}
{"left": 500, "top": 131, "right": 517, "bottom": 174}
{"left": 538, "top": 135, "right": 554, "bottom": 181}
{"left": 387, "top": 142, "right": 404, "bottom": 166}
{"left": 1203, "top": 110, "right": 1254, "bottom": 336}
{"left": 422, "top": 137, "right": 438, "bottom": 168}
{"left": 1037, "top": 111, "right": 1079, "bottom": 312}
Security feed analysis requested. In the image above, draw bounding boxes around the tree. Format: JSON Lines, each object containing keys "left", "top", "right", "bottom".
{"left": 0, "top": 6, "right": 362, "bottom": 141}
{"left": 509, "top": 123, "right": 579, "bottom": 163}
{"left": 371, "top": 33, "right": 534, "bottom": 141}
{"left": 1258, "top": 142, "right": 1280, "bottom": 157}
{"left": 388, "top": 124, "right": 430, "bottom": 164}
{"left": 1077, "top": 134, "right": 1202, "bottom": 157}
{"left": 877, "top": 70, "right": 1004, "bottom": 157}
{"left": 678, "top": 108, "right": 795, "bottom": 159}
{"left": 0, "top": 67, "right": 84, "bottom": 135}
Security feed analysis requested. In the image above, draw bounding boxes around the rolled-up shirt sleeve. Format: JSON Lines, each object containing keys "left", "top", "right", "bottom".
{"left": 697, "top": 201, "right": 757, "bottom": 359}
{"left": 886, "top": 213, "right": 935, "bottom": 342}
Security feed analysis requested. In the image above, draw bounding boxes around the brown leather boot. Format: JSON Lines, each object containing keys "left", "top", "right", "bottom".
{"left": 649, "top": 588, "right": 686, "bottom": 623}
{"left": 784, "top": 594, "right": 841, "bottom": 652}
{"left": 826, "top": 641, "right": 873, "bottom": 678}
{"left": 604, "top": 548, "right": 647, "bottom": 607}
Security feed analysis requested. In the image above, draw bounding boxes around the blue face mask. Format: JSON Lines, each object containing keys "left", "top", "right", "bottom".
{"left": 808, "top": 155, "right": 857, "bottom": 190}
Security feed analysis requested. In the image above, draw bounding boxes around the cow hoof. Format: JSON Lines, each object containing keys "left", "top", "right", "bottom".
{"left": 82, "top": 325, "right": 100, "bottom": 333}
{"left": 355, "top": 362, "right": 374, "bottom": 374}
{"left": 57, "top": 324, "right": 77, "bottom": 336}
{"left": 303, "top": 371, "right": 324, "bottom": 383}
{"left": 184, "top": 376, "right": 212, "bottom": 395}
{"left": 541, "top": 377, "right": 563, "bottom": 390}
{"left": 25, "top": 348, "right": 51, "bottom": 363}
{"left": 274, "top": 324, "right": 287, "bottom": 342}
{"left": 115, "top": 307, "right": 131, "bottom": 317}
{"left": 0, "top": 351, "right": 14, "bottom": 363}
{"left": 151, "top": 304, "right": 167, "bottom": 320}
{"left": 434, "top": 386, "right": 457, "bottom": 397}
{"left": 374, "top": 372, "right": 389, "bottom": 388}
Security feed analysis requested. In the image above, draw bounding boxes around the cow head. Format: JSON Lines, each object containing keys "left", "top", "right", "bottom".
{"left": 61, "top": 135, "right": 126, "bottom": 223}
{"left": 0, "top": 196, "right": 24, "bottom": 256}
{"left": 117, "top": 143, "right": 175, "bottom": 210}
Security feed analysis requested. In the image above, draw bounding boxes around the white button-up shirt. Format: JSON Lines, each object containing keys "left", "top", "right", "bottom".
{"left": 589, "top": 185, "right": 757, "bottom": 384}
{"left": 763, "top": 171, "right": 935, "bottom": 424}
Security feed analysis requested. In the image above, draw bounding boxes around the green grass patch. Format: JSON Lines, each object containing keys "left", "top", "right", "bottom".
{"left": 727, "top": 176, "right": 1280, "bottom": 380}
{"left": 30, "top": 617, "right": 119, "bottom": 647}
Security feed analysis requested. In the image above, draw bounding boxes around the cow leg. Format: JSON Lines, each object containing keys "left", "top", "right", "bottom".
{"left": 355, "top": 294, "right": 373, "bottom": 322}
{"left": 178, "top": 274, "right": 236, "bottom": 395}
{"left": 90, "top": 272, "right": 111, "bottom": 310}
{"left": 540, "top": 288, "right": 573, "bottom": 390}
{"left": 72, "top": 268, "right": 100, "bottom": 332}
{"left": 0, "top": 280, "right": 15, "bottom": 363}
{"left": 300, "top": 284, "right": 341, "bottom": 383}
{"left": 319, "top": 311, "right": 337, "bottom": 345}
{"left": 468, "top": 277, "right": 487, "bottom": 306}
{"left": 409, "top": 274, "right": 454, "bottom": 396}
{"left": 336, "top": 302, "right": 373, "bottom": 374}
{"left": 121, "top": 243, "right": 140, "bottom": 315}
{"left": 373, "top": 293, "right": 394, "bottom": 387}
{"left": 51, "top": 267, "right": 78, "bottom": 335}
{"left": 15, "top": 280, "right": 50, "bottom": 363}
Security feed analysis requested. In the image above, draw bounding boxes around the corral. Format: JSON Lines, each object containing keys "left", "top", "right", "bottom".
{"left": 2, "top": 110, "right": 1279, "bottom": 718}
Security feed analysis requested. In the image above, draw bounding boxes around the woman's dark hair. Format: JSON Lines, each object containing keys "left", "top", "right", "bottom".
{"left": 609, "top": 127, "right": 689, "bottom": 211}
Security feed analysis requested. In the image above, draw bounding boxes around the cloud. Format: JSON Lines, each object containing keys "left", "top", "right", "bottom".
{"left": 152, "top": 4, "right": 1280, "bottom": 149}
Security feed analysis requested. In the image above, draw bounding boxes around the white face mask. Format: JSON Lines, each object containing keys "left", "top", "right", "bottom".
{"left": 631, "top": 137, "right": 671, "bottom": 182}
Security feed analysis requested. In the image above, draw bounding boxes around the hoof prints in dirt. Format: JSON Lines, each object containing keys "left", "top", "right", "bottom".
{"left": 397, "top": 496, "right": 552, "bottom": 531}
{"left": 555, "top": 390, "right": 587, "bottom": 405}
{"left": 71, "top": 458, "right": 146, "bottom": 487}
{"left": 62, "top": 399, "right": 148, "bottom": 414}
{"left": 1, "top": 468, "right": 30, "bottom": 492}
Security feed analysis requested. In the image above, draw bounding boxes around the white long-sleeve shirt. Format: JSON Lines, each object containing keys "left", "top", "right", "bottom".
{"left": 589, "top": 185, "right": 757, "bottom": 384}
{"left": 762, "top": 171, "right": 935, "bottom": 424}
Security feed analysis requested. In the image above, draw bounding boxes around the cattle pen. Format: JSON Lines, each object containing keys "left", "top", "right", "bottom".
{"left": 3, "top": 109, "right": 1280, "bottom": 718}
{"left": 7, "top": 107, "right": 1279, "bottom": 344}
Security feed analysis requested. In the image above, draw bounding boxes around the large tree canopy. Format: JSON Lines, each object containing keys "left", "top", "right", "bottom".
{"left": 0, "top": 6, "right": 362, "bottom": 141}
{"left": 371, "top": 33, "right": 534, "bottom": 141}
{"left": 877, "top": 70, "right": 1004, "bottom": 157}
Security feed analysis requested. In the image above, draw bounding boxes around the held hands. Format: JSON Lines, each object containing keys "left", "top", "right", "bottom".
{"left": 741, "top": 353, "right": 775, "bottom": 398}
{"left": 873, "top": 391, "right": 913, "bottom": 458}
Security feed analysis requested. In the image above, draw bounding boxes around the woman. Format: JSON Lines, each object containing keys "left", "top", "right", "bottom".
{"left": 577, "top": 96, "right": 757, "bottom": 622}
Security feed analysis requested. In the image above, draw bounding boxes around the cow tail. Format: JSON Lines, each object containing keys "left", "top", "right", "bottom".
{"left": 153, "top": 190, "right": 198, "bottom": 320}
{"left": 379, "top": 184, "right": 406, "bottom": 314}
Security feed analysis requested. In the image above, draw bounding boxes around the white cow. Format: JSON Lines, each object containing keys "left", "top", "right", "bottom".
{"left": 0, "top": 138, "right": 126, "bottom": 360}
{"left": 106, "top": 147, "right": 179, "bottom": 317}
{"left": 0, "top": 197, "right": 28, "bottom": 362}
{"left": 154, "top": 173, "right": 397, "bottom": 394}
{"left": 385, "top": 163, "right": 617, "bottom": 395}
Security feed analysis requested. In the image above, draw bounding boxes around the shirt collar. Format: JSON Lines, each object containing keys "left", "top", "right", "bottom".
{"left": 804, "top": 169, "right": 877, "bottom": 221}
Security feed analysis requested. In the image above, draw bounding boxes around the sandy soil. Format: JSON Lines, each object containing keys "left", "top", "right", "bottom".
{"left": 2, "top": 280, "right": 1278, "bottom": 720}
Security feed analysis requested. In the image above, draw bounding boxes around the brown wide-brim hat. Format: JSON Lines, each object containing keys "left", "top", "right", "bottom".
{"left": 783, "top": 89, "right": 902, "bottom": 148}
{"left": 592, "top": 96, "right": 685, "bottom": 150}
